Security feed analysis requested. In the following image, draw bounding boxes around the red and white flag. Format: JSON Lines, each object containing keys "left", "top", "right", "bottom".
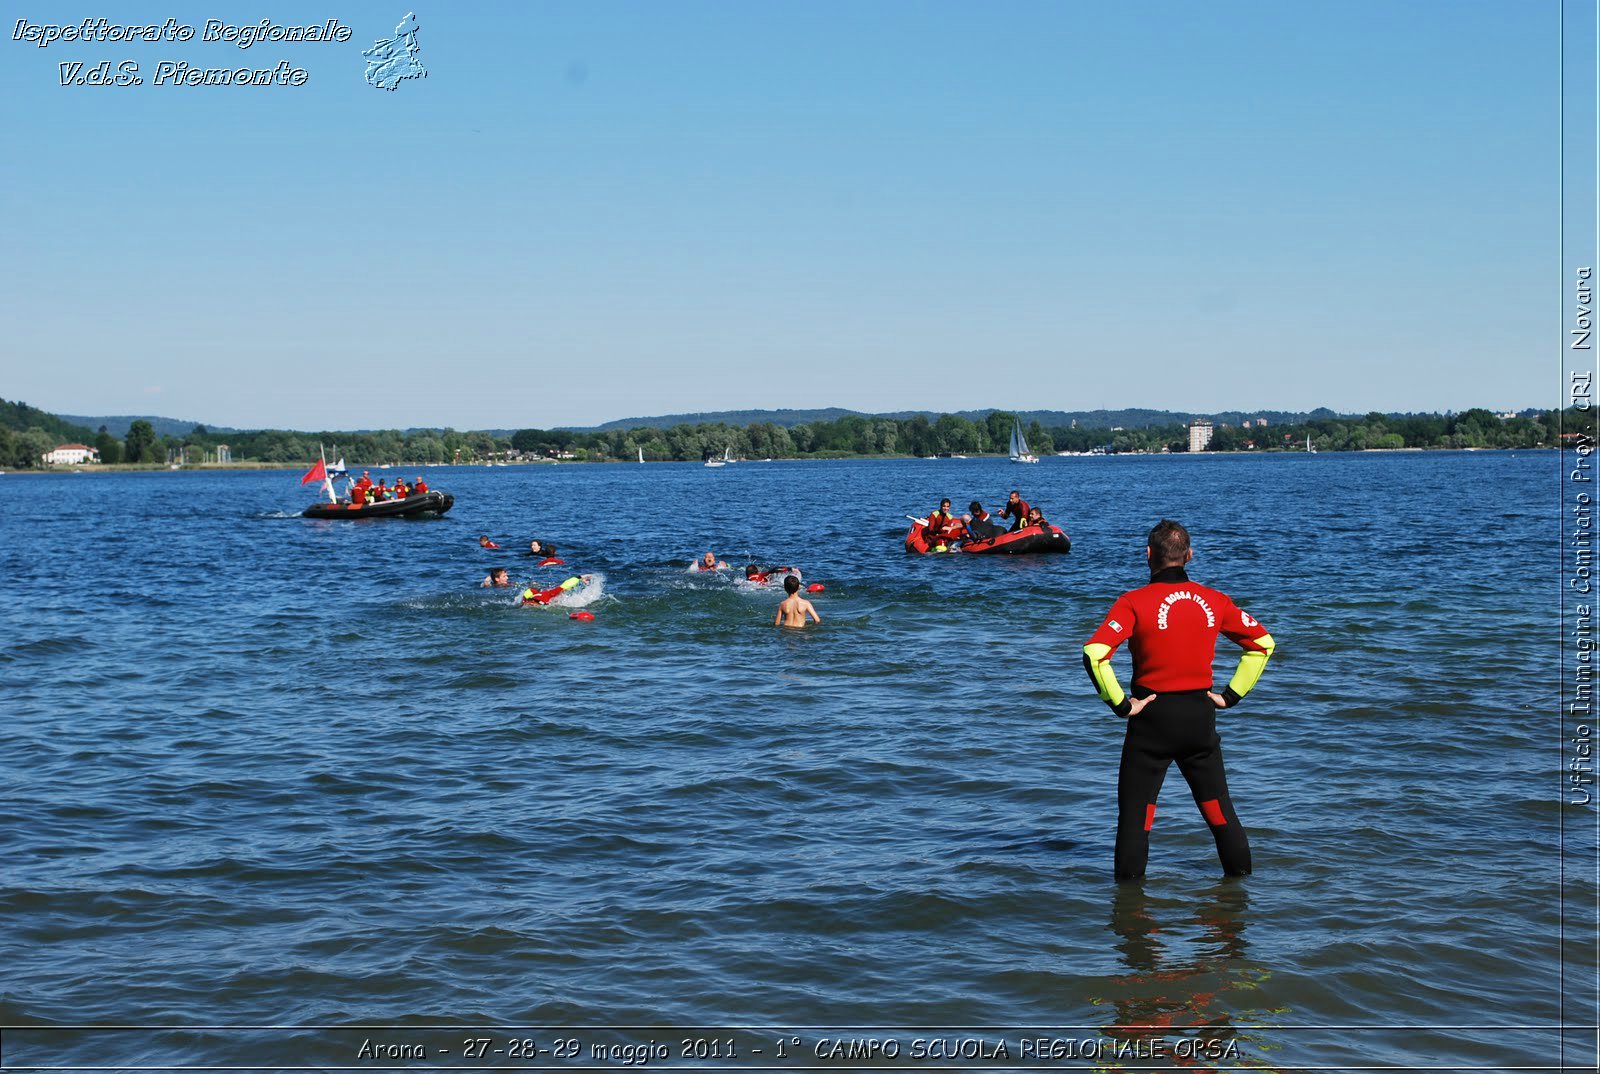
{"left": 300, "top": 459, "right": 327, "bottom": 485}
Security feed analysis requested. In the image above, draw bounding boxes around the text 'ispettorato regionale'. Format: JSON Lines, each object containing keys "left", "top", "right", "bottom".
{"left": 13, "top": 18, "right": 354, "bottom": 88}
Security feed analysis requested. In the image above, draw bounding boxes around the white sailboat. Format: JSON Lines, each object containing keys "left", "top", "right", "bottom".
{"left": 1306, "top": 434, "right": 1316, "bottom": 454}
{"left": 638, "top": 446, "right": 645, "bottom": 464}
{"left": 1009, "top": 420, "right": 1038, "bottom": 464}
{"left": 704, "top": 446, "right": 727, "bottom": 468}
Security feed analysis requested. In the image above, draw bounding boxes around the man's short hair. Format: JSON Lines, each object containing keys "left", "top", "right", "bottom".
{"left": 969, "top": 500, "right": 983, "bottom": 514}
{"left": 1148, "top": 519, "right": 1191, "bottom": 567}
{"left": 784, "top": 575, "right": 801, "bottom": 594}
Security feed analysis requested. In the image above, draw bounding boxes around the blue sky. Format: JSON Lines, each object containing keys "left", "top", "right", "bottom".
{"left": 0, "top": 1, "right": 1557, "bottom": 429}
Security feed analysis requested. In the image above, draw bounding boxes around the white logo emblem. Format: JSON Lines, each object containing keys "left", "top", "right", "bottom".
{"left": 1109, "top": 620, "right": 1123, "bottom": 633}
{"left": 1240, "top": 612, "right": 1257, "bottom": 628}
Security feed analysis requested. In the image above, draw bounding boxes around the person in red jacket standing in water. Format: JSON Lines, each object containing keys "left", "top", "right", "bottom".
{"left": 1082, "top": 519, "right": 1277, "bottom": 881}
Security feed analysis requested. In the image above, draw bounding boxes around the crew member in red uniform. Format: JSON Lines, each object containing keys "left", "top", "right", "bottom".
{"left": 393, "top": 478, "right": 409, "bottom": 499}
{"left": 1002, "top": 490, "right": 1031, "bottom": 530}
{"left": 413, "top": 476, "right": 429, "bottom": 494}
{"left": 925, "top": 499, "right": 965, "bottom": 548}
{"left": 1082, "top": 519, "right": 1276, "bottom": 881}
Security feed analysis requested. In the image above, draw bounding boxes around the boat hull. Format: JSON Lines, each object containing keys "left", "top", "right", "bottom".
{"left": 904, "top": 522, "right": 1070, "bottom": 555}
{"left": 959, "top": 523, "right": 1070, "bottom": 554}
{"left": 303, "top": 491, "right": 454, "bottom": 519}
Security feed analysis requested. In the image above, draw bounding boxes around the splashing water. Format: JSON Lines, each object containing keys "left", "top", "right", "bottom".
{"left": 549, "top": 572, "right": 605, "bottom": 608}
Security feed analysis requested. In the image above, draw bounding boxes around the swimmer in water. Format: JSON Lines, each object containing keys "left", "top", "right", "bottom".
{"left": 774, "top": 574, "right": 820, "bottom": 629}
{"left": 522, "top": 575, "right": 591, "bottom": 605}
{"left": 745, "top": 565, "right": 799, "bottom": 585}
{"left": 695, "top": 551, "right": 727, "bottom": 572}
{"left": 482, "top": 567, "right": 512, "bottom": 588}
{"left": 479, "top": 535, "right": 501, "bottom": 549}
{"left": 528, "top": 540, "right": 564, "bottom": 564}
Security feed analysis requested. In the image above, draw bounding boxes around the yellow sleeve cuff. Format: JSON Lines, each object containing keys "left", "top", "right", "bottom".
{"left": 1083, "top": 642, "right": 1127, "bottom": 710}
{"left": 1224, "top": 632, "right": 1275, "bottom": 702}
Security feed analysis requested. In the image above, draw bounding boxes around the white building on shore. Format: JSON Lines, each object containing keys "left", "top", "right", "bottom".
{"left": 1188, "top": 420, "right": 1214, "bottom": 453}
{"left": 42, "top": 443, "right": 99, "bottom": 466}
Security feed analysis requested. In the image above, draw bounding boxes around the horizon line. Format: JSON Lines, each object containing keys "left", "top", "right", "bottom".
{"left": 32, "top": 401, "right": 1551, "bottom": 436}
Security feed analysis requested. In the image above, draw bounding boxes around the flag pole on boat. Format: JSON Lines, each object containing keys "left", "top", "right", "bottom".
{"left": 319, "top": 443, "right": 336, "bottom": 504}
{"left": 298, "top": 448, "right": 332, "bottom": 499}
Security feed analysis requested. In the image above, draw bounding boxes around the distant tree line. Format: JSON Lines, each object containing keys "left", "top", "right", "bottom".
{"left": 511, "top": 411, "right": 1066, "bottom": 461}
{"left": 0, "top": 397, "right": 1577, "bottom": 470}
{"left": 515, "top": 408, "right": 1566, "bottom": 460}
{"left": 0, "top": 407, "right": 511, "bottom": 469}
{"left": 1202, "top": 408, "right": 1559, "bottom": 453}
{"left": 199, "top": 425, "right": 504, "bottom": 465}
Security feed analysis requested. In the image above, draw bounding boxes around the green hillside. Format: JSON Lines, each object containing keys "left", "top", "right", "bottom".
{"left": 4, "top": 397, "right": 1561, "bottom": 470}
{"left": 1, "top": 398, "right": 95, "bottom": 441}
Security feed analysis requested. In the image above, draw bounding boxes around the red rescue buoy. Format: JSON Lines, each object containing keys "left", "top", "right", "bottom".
{"left": 807, "top": 583, "right": 825, "bottom": 593}
{"left": 569, "top": 610, "right": 594, "bottom": 621}
{"left": 541, "top": 557, "right": 565, "bottom": 566}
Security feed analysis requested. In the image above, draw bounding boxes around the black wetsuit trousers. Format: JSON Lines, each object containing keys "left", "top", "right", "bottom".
{"left": 1115, "top": 690, "right": 1251, "bottom": 880}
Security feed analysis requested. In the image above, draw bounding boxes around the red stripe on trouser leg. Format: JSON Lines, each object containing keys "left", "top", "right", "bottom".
{"left": 1200, "top": 799, "right": 1227, "bottom": 826}
{"left": 1143, "top": 804, "right": 1156, "bottom": 831}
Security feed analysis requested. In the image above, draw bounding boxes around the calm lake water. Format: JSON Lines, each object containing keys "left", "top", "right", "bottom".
{"left": 0, "top": 452, "right": 1584, "bottom": 1070}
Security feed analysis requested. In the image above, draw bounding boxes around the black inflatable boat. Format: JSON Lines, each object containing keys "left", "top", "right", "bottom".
{"left": 959, "top": 523, "right": 1070, "bottom": 554}
{"left": 303, "top": 491, "right": 454, "bottom": 519}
